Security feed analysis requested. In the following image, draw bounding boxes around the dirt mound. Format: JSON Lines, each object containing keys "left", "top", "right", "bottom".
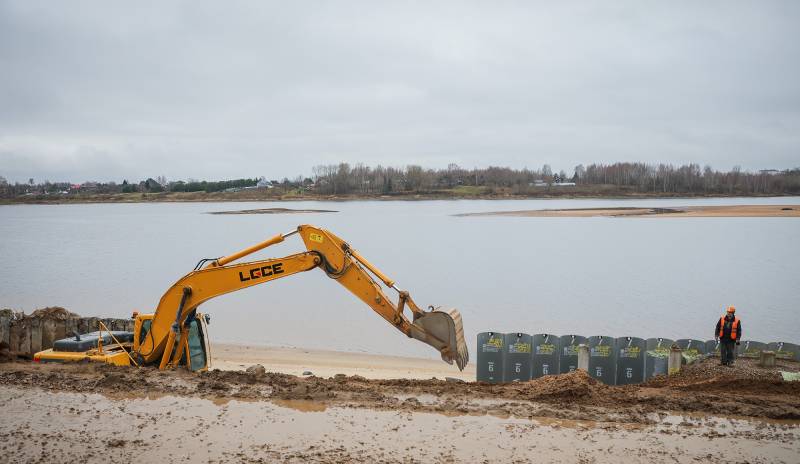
{"left": 631, "top": 358, "right": 800, "bottom": 420}
{"left": 644, "top": 357, "right": 798, "bottom": 393}
{"left": 29, "top": 307, "right": 78, "bottom": 320}
{"left": 513, "top": 369, "right": 606, "bottom": 401}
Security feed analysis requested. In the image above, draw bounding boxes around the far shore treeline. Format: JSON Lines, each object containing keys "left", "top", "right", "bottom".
{"left": 2, "top": 162, "right": 800, "bottom": 202}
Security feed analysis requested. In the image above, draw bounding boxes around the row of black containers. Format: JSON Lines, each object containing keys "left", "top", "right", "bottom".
{"left": 476, "top": 332, "right": 800, "bottom": 385}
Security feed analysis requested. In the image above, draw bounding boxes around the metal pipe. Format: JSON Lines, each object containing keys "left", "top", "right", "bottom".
{"left": 215, "top": 233, "right": 285, "bottom": 267}
{"left": 348, "top": 247, "right": 395, "bottom": 287}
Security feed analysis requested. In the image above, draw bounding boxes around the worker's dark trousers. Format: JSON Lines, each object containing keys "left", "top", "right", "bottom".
{"left": 720, "top": 340, "right": 736, "bottom": 365}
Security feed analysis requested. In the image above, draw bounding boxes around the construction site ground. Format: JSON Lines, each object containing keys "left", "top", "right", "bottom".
{"left": 1, "top": 356, "right": 798, "bottom": 463}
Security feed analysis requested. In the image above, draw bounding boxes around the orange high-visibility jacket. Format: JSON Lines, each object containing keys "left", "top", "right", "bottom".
{"left": 716, "top": 316, "right": 741, "bottom": 341}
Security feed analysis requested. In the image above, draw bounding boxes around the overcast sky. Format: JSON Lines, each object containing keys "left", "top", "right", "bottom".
{"left": 1, "top": 1, "right": 798, "bottom": 183}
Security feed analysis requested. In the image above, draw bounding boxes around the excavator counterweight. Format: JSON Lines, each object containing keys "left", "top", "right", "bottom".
{"left": 33, "top": 225, "right": 469, "bottom": 372}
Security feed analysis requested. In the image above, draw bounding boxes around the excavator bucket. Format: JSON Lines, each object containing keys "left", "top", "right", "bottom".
{"left": 409, "top": 308, "right": 469, "bottom": 371}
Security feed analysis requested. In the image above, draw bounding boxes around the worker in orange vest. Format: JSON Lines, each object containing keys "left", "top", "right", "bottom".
{"left": 715, "top": 306, "right": 741, "bottom": 366}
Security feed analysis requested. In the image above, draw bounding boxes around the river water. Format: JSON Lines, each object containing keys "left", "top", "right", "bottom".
{"left": 1, "top": 197, "right": 798, "bottom": 361}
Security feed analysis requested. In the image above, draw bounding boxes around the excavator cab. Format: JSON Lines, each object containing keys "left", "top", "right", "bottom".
{"left": 185, "top": 314, "right": 212, "bottom": 371}
{"left": 133, "top": 314, "right": 153, "bottom": 348}
{"left": 134, "top": 312, "right": 211, "bottom": 371}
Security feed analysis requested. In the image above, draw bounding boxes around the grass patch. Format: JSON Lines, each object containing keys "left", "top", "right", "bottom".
{"left": 450, "top": 185, "right": 489, "bottom": 196}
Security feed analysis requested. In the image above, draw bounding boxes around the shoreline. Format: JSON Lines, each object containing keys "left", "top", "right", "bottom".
{"left": 2, "top": 191, "right": 799, "bottom": 205}
{"left": 457, "top": 204, "right": 800, "bottom": 218}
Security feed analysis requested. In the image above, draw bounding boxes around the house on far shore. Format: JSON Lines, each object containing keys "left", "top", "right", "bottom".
{"left": 257, "top": 177, "right": 274, "bottom": 189}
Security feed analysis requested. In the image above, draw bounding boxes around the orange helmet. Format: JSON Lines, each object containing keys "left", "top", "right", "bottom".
{"left": 726, "top": 305, "right": 736, "bottom": 313}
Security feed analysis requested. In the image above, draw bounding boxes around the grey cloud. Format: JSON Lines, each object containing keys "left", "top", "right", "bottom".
{"left": 1, "top": 1, "right": 799, "bottom": 182}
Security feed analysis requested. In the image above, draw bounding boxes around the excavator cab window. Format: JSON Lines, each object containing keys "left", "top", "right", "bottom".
{"left": 187, "top": 319, "right": 208, "bottom": 371}
{"left": 138, "top": 320, "right": 152, "bottom": 345}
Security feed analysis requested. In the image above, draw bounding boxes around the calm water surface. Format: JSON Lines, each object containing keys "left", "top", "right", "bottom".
{"left": 1, "top": 197, "right": 799, "bottom": 361}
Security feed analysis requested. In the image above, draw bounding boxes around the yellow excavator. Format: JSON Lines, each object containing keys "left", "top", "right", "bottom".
{"left": 33, "top": 224, "right": 469, "bottom": 372}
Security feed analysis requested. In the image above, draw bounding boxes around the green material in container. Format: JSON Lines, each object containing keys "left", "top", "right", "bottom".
{"left": 781, "top": 372, "right": 800, "bottom": 382}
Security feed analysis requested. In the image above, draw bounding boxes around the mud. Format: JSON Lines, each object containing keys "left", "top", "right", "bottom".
{"left": 28, "top": 306, "right": 80, "bottom": 319}
{"left": 2, "top": 386, "right": 797, "bottom": 463}
{"left": 1, "top": 357, "right": 799, "bottom": 463}
{"left": 1, "top": 357, "right": 798, "bottom": 424}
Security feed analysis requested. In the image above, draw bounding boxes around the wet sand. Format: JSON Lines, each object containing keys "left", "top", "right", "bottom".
{"left": 1, "top": 358, "right": 798, "bottom": 463}
{"left": 457, "top": 204, "right": 800, "bottom": 218}
{"left": 2, "top": 385, "right": 798, "bottom": 463}
{"left": 212, "top": 343, "right": 475, "bottom": 380}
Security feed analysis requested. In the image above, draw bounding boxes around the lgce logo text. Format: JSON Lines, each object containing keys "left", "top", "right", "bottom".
{"left": 239, "top": 263, "right": 285, "bottom": 282}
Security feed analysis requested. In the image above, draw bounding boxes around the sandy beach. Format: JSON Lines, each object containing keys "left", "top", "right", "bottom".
{"left": 457, "top": 204, "right": 800, "bottom": 218}
{"left": 212, "top": 343, "right": 475, "bottom": 380}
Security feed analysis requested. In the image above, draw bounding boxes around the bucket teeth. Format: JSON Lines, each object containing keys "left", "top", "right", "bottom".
{"left": 444, "top": 308, "right": 469, "bottom": 371}
{"left": 410, "top": 307, "right": 469, "bottom": 371}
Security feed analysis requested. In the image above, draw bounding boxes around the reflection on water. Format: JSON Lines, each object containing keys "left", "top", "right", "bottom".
{"left": 1, "top": 197, "right": 798, "bottom": 361}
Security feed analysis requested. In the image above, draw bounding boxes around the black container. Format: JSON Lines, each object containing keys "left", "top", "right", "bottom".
{"left": 476, "top": 332, "right": 505, "bottom": 383}
{"left": 615, "top": 336, "right": 645, "bottom": 385}
{"left": 767, "top": 342, "right": 800, "bottom": 361}
{"left": 503, "top": 333, "right": 533, "bottom": 382}
{"left": 558, "top": 335, "right": 587, "bottom": 374}
{"left": 705, "top": 339, "right": 720, "bottom": 358}
{"left": 644, "top": 338, "right": 673, "bottom": 381}
{"left": 588, "top": 335, "right": 616, "bottom": 385}
{"left": 675, "top": 339, "right": 706, "bottom": 363}
{"left": 737, "top": 340, "right": 767, "bottom": 358}
{"left": 532, "top": 334, "right": 560, "bottom": 379}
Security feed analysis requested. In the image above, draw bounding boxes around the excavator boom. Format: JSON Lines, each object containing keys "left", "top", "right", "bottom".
{"left": 124, "top": 225, "right": 467, "bottom": 371}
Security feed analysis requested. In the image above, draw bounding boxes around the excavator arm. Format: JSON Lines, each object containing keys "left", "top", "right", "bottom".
{"left": 297, "top": 225, "right": 468, "bottom": 369}
{"left": 135, "top": 225, "right": 468, "bottom": 371}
